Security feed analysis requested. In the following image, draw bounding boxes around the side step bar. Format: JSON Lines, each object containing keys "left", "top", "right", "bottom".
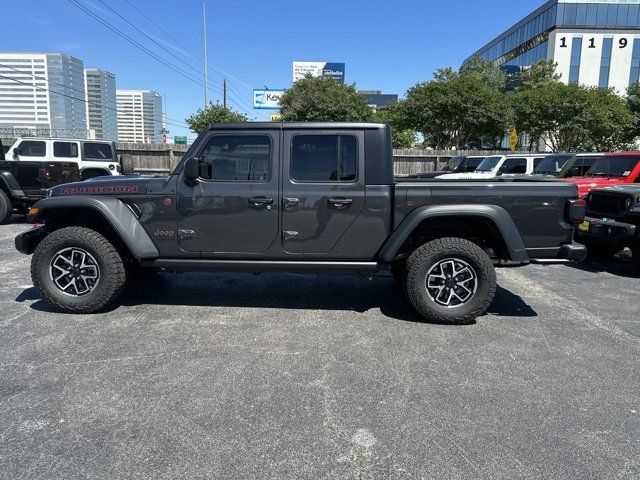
{"left": 141, "top": 259, "right": 378, "bottom": 276}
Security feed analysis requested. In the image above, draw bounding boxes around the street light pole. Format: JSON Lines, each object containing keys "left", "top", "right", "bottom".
{"left": 202, "top": 0, "right": 208, "bottom": 107}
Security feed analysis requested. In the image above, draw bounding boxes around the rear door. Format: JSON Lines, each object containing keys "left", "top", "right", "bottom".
{"left": 281, "top": 129, "right": 365, "bottom": 255}
{"left": 51, "top": 141, "right": 81, "bottom": 184}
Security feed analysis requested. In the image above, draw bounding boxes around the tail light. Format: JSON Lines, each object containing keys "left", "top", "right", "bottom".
{"left": 567, "top": 198, "right": 586, "bottom": 225}
{"left": 38, "top": 167, "right": 51, "bottom": 181}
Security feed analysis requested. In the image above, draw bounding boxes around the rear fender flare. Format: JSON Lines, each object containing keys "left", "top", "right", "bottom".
{"left": 377, "top": 204, "right": 529, "bottom": 263}
{"left": 31, "top": 196, "right": 159, "bottom": 259}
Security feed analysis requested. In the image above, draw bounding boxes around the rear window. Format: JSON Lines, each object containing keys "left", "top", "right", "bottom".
{"left": 18, "top": 140, "right": 46, "bottom": 157}
{"left": 291, "top": 135, "right": 357, "bottom": 182}
{"left": 53, "top": 141, "right": 78, "bottom": 158}
{"left": 586, "top": 155, "right": 640, "bottom": 177}
{"left": 83, "top": 142, "right": 113, "bottom": 160}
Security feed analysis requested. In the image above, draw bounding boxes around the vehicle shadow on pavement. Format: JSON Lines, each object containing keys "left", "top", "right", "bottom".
{"left": 20, "top": 273, "right": 537, "bottom": 324}
{"left": 568, "top": 256, "right": 640, "bottom": 279}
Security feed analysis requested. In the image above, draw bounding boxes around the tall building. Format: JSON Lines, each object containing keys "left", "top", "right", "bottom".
{"left": 0, "top": 52, "right": 87, "bottom": 137}
{"left": 116, "top": 89, "right": 163, "bottom": 143}
{"left": 358, "top": 90, "right": 398, "bottom": 112}
{"left": 84, "top": 68, "right": 117, "bottom": 141}
{"left": 465, "top": 0, "right": 640, "bottom": 93}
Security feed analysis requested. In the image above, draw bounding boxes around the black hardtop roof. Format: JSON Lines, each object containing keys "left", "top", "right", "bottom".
{"left": 207, "top": 122, "right": 388, "bottom": 130}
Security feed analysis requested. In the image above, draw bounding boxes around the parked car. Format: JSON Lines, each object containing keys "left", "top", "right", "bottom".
{"left": 0, "top": 137, "right": 135, "bottom": 224}
{"left": 15, "top": 122, "right": 585, "bottom": 323}
{"left": 564, "top": 152, "right": 640, "bottom": 197}
{"left": 406, "top": 155, "right": 487, "bottom": 179}
{"left": 437, "top": 153, "right": 548, "bottom": 179}
{"left": 576, "top": 185, "right": 640, "bottom": 266}
{"left": 532, "top": 153, "right": 603, "bottom": 178}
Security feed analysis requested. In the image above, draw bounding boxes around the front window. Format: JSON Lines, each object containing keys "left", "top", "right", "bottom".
{"left": 83, "top": 142, "right": 113, "bottom": 161}
{"left": 462, "top": 157, "right": 484, "bottom": 172}
{"left": 475, "top": 156, "right": 502, "bottom": 172}
{"left": 198, "top": 135, "right": 271, "bottom": 181}
{"left": 533, "top": 155, "right": 573, "bottom": 174}
{"left": 586, "top": 155, "right": 640, "bottom": 177}
{"left": 499, "top": 158, "right": 527, "bottom": 174}
{"left": 291, "top": 135, "right": 357, "bottom": 182}
{"left": 446, "top": 156, "right": 465, "bottom": 171}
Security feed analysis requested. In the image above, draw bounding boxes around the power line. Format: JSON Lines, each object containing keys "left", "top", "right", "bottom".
{"left": 119, "top": 0, "right": 254, "bottom": 96}
{"left": 67, "top": 0, "right": 224, "bottom": 96}
{"left": 0, "top": 63, "right": 187, "bottom": 126}
{"left": 0, "top": 73, "right": 188, "bottom": 130}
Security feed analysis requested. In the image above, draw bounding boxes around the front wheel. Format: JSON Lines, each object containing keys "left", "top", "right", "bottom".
{"left": 31, "top": 227, "right": 126, "bottom": 313}
{"left": 403, "top": 237, "right": 497, "bottom": 325}
{"left": 0, "top": 189, "right": 13, "bottom": 225}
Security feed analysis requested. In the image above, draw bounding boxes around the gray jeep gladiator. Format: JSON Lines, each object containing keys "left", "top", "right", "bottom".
{"left": 15, "top": 122, "right": 586, "bottom": 323}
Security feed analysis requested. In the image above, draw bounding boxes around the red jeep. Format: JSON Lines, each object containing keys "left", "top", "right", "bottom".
{"left": 564, "top": 152, "right": 640, "bottom": 198}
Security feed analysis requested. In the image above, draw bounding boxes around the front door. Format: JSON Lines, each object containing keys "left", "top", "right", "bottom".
{"left": 281, "top": 130, "right": 365, "bottom": 256}
{"left": 177, "top": 131, "right": 279, "bottom": 254}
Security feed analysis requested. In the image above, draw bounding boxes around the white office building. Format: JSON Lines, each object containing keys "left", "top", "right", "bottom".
{"left": 84, "top": 68, "right": 117, "bottom": 141}
{"left": 116, "top": 89, "right": 163, "bottom": 143}
{"left": 0, "top": 52, "right": 87, "bottom": 137}
{"left": 465, "top": 0, "right": 640, "bottom": 94}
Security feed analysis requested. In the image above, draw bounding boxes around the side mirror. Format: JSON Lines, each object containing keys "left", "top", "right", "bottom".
{"left": 12, "top": 147, "right": 21, "bottom": 157}
{"left": 183, "top": 156, "right": 199, "bottom": 184}
{"left": 567, "top": 166, "right": 580, "bottom": 177}
{"left": 496, "top": 169, "right": 504, "bottom": 176}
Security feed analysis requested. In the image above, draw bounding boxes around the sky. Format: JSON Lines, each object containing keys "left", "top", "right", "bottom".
{"left": 3, "top": 0, "right": 546, "bottom": 139}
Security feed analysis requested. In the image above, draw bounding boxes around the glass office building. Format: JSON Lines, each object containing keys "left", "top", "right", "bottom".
{"left": 84, "top": 68, "right": 117, "bottom": 141}
{"left": 464, "top": 0, "right": 640, "bottom": 92}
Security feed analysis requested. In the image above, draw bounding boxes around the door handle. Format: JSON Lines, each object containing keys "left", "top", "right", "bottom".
{"left": 248, "top": 196, "right": 274, "bottom": 205}
{"left": 328, "top": 197, "right": 353, "bottom": 209}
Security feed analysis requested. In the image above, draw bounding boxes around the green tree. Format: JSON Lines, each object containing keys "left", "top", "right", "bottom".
{"left": 398, "top": 74, "right": 510, "bottom": 149}
{"left": 513, "top": 82, "right": 634, "bottom": 152}
{"left": 279, "top": 76, "right": 373, "bottom": 122}
{"left": 374, "top": 104, "right": 417, "bottom": 148}
{"left": 514, "top": 59, "right": 561, "bottom": 92}
{"left": 185, "top": 103, "right": 248, "bottom": 133}
{"left": 626, "top": 82, "right": 640, "bottom": 138}
{"left": 458, "top": 55, "right": 506, "bottom": 91}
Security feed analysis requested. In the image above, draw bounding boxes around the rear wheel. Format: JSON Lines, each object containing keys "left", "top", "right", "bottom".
{"left": 403, "top": 237, "right": 496, "bottom": 325}
{"left": 0, "top": 189, "right": 13, "bottom": 225}
{"left": 31, "top": 227, "right": 126, "bottom": 313}
{"left": 632, "top": 238, "right": 640, "bottom": 269}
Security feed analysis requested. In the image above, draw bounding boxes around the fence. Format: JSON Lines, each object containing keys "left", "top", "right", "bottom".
{"left": 1, "top": 138, "right": 526, "bottom": 176}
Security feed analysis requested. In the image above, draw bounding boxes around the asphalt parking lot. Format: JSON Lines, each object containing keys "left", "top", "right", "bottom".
{"left": 0, "top": 221, "right": 638, "bottom": 480}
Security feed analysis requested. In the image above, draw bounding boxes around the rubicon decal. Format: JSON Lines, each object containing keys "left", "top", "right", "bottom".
{"left": 59, "top": 185, "right": 140, "bottom": 195}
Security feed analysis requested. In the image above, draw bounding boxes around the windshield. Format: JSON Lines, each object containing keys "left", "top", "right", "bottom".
{"left": 586, "top": 155, "right": 640, "bottom": 177}
{"left": 445, "top": 156, "right": 465, "bottom": 171}
{"left": 475, "top": 156, "right": 502, "bottom": 172}
{"left": 533, "top": 155, "right": 573, "bottom": 174}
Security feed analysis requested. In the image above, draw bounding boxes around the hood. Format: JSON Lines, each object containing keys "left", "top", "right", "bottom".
{"left": 564, "top": 176, "right": 628, "bottom": 197}
{"left": 50, "top": 175, "right": 152, "bottom": 197}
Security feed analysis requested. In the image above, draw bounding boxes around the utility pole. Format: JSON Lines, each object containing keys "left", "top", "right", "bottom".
{"left": 223, "top": 79, "right": 227, "bottom": 109}
{"left": 202, "top": 0, "right": 208, "bottom": 107}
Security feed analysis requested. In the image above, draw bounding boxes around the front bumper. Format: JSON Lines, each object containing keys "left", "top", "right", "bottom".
{"left": 576, "top": 216, "right": 636, "bottom": 243}
{"left": 15, "top": 225, "right": 46, "bottom": 255}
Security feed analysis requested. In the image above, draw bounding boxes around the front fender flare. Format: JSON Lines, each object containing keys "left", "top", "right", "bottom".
{"left": 30, "top": 196, "right": 159, "bottom": 259}
{"left": 377, "top": 204, "right": 529, "bottom": 263}
{"left": 0, "top": 170, "right": 26, "bottom": 197}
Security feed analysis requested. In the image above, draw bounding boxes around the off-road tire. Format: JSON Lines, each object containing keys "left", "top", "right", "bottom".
{"left": 120, "top": 154, "right": 135, "bottom": 175}
{"left": 31, "top": 227, "right": 126, "bottom": 313}
{"left": 403, "top": 237, "right": 496, "bottom": 325}
{"left": 0, "top": 189, "right": 13, "bottom": 225}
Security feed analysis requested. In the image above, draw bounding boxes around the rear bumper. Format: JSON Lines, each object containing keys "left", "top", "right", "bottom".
{"left": 15, "top": 225, "right": 46, "bottom": 255}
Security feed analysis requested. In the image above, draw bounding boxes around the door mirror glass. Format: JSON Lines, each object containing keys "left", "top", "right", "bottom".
{"left": 183, "top": 156, "right": 199, "bottom": 183}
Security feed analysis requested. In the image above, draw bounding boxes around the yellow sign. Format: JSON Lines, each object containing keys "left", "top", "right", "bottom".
{"left": 270, "top": 113, "right": 283, "bottom": 122}
{"left": 509, "top": 128, "right": 518, "bottom": 152}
